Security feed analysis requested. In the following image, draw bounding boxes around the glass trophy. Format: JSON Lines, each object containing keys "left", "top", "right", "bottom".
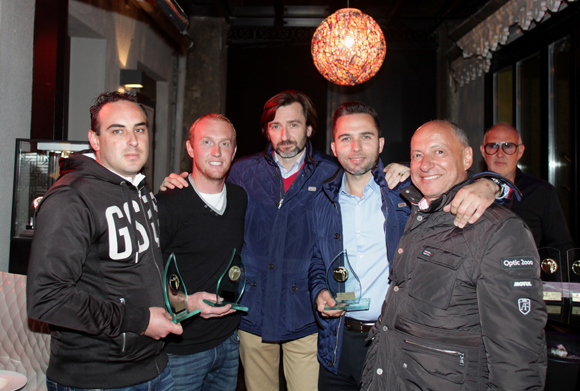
{"left": 163, "top": 253, "right": 201, "bottom": 323}
{"left": 539, "top": 247, "right": 566, "bottom": 322}
{"left": 539, "top": 247, "right": 563, "bottom": 283}
{"left": 567, "top": 248, "right": 580, "bottom": 326}
{"left": 325, "top": 249, "right": 370, "bottom": 311}
{"left": 203, "top": 249, "right": 248, "bottom": 312}
{"left": 568, "top": 248, "right": 580, "bottom": 283}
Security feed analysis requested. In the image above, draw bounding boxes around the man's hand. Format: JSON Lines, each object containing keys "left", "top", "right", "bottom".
{"left": 384, "top": 163, "right": 410, "bottom": 190}
{"left": 444, "top": 178, "right": 500, "bottom": 228}
{"left": 144, "top": 307, "right": 183, "bottom": 340}
{"left": 316, "top": 290, "right": 345, "bottom": 318}
{"left": 189, "top": 291, "right": 236, "bottom": 319}
{"left": 159, "top": 172, "right": 189, "bottom": 191}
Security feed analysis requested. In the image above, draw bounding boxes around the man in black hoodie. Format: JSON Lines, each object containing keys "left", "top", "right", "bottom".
{"left": 27, "top": 92, "right": 183, "bottom": 390}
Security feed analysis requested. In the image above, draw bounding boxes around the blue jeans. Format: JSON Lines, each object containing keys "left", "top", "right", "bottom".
{"left": 167, "top": 330, "right": 240, "bottom": 391}
{"left": 47, "top": 365, "right": 174, "bottom": 391}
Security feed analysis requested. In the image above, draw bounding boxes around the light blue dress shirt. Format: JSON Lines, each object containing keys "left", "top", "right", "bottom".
{"left": 338, "top": 173, "right": 389, "bottom": 322}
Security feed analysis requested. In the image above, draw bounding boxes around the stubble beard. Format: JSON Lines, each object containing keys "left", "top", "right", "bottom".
{"left": 343, "top": 156, "right": 378, "bottom": 177}
{"left": 274, "top": 140, "right": 306, "bottom": 159}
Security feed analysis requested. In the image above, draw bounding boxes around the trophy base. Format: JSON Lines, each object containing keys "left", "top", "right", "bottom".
{"left": 203, "top": 299, "right": 248, "bottom": 312}
{"left": 325, "top": 298, "right": 371, "bottom": 311}
{"left": 171, "top": 308, "right": 201, "bottom": 324}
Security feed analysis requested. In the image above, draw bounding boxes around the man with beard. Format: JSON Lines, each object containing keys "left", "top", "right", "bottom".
{"left": 226, "top": 90, "right": 339, "bottom": 390}
{"left": 156, "top": 114, "right": 247, "bottom": 391}
{"left": 360, "top": 120, "right": 546, "bottom": 390}
{"left": 308, "top": 103, "right": 509, "bottom": 390}
{"left": 309, "top": 101, "right": 411, "bottom": 390}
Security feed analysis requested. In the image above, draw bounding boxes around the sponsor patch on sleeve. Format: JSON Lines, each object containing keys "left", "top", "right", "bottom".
{"left": 511, "top": 279, "right": 534, "bottom": 289}
{"left": 398, "top": 202, "right": 407, "bottom": 208}
{"left": 501, "top": 257, "right": 535, "bottom": 270}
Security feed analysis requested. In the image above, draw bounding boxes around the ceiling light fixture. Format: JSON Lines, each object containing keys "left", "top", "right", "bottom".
{"left": 311, "top": 8, "right": 386, "bottom": 86}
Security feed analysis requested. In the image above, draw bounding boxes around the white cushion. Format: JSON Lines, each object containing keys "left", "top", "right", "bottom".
{"left": 0, "top": 272, "right": 50, "bottom": 391}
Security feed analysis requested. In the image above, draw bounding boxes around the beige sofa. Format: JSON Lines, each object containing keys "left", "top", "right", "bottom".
{"left": 0, "top": 272, "right": 50, "bottom": 391}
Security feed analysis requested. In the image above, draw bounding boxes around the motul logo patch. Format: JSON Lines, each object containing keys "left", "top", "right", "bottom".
{"left": 512, "top": 280, "right": 534, "bottom": 289}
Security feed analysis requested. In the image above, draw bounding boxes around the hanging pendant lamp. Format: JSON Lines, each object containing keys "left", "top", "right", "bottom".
{"left": 311, "top": 8, "right": 386, "bottom": 86}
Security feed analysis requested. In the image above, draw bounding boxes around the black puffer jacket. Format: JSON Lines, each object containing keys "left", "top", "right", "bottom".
{"left": 361, "top": 180, "right": 547, "bottom": 391}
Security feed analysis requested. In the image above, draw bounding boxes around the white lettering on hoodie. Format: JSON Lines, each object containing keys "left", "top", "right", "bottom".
{"left": 106, "top": 200, "right": 150, "bottom": 261}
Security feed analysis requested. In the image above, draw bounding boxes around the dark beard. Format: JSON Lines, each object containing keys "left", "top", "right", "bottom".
{"left": 274, "top": 141, "right": 305, "bottom": 159}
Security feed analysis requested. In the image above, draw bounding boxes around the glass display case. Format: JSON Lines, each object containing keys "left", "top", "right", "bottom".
{"left": 9, "top": 139, "right": 90, "bottom": 274}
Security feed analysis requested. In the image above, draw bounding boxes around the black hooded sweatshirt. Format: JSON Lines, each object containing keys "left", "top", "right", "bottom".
{"left": 27, "top": 152, "right": 168, "bottom": 388}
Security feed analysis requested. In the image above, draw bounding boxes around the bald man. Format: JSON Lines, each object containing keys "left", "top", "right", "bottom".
{"left": 362, "top": 120, "right": 547, "bottom": 391}
{"left": 481, "top": 122, "right": 574, "bottom": 255}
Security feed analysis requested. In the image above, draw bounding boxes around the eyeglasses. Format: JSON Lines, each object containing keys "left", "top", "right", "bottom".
{"left": 483, "top": 142, "right": 521, "bottom": 155}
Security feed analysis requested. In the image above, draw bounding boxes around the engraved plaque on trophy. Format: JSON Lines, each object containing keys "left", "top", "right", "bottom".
{"left": 325, "top": 249, "right": 370, "bottom": 311}
{"left": 203, "top": 249, "right": 248, "bottom": 312}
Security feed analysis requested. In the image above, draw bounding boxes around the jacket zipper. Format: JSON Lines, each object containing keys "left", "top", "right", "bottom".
{"left": 137, "top": 189, "right": 162, "bottom": 281}
{"left": 379, "top": 189, "right": 390, "bottom": 260}
{"left": 278, "top": 170, "right": 306, "bottom": 209}
{"left": 332, "top": 201, "right": 344, "bottom": 262}
{"left": 404, "top": 339, "right": 465, "bottom": 366}
{"left": 119, "top": 298, "right": 126, "bottom": 353}
{"left": 331, "top": 201, "right": 343, "bottom": 369}
{"left": 277, "top": 169, "right": 284, "bottom": 208}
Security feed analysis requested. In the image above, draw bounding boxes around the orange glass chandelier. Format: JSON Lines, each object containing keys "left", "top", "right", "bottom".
{"left": 311, "top": 8, "right": 386, "bottom": 86}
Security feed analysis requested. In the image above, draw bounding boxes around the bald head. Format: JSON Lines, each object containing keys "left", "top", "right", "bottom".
{"left": 481, "top": 122, "right": 524, "bottom": 182}
{"left": 410, "top": 120, "right": 473, "bottom": 203}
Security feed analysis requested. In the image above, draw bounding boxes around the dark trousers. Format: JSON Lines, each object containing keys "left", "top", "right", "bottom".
{"left": 318, "top": 328, "right": 370, "bottom": 391}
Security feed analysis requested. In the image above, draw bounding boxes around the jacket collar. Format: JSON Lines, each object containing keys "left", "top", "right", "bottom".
{"left": 401, "top": 178, "right": 470, "bottom": 213}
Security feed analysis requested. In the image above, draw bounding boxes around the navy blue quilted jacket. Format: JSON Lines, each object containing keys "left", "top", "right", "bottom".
{"left": 227, "top": 141, "right": 339, "bottom": 342}
{"left": 308, "top": 159, "right": 411, "bottom": 374}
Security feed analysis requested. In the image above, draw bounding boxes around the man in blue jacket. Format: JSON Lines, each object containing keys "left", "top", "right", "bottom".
{"left": 308, "top": 102, "right": 504, "bottom": 390}
{"left": 228, "top": 90, "right": 339, "bottom": 390}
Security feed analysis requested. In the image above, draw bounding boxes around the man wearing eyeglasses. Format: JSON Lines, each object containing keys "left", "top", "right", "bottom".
{"left": 481, "top": 122, "right": 574, "bottom": 253}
